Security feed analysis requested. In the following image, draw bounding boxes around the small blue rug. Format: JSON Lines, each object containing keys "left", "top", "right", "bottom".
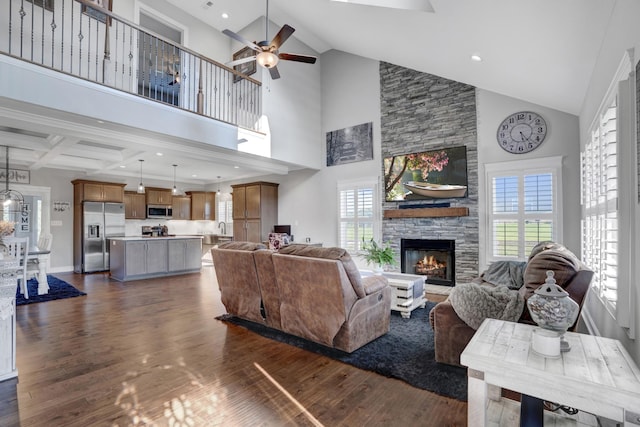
{"left": 16, "top": 275, "right": 86, "bottom": 305}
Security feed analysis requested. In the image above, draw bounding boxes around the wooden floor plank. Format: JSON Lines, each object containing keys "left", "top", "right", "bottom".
{"left": 0, "top": 268, "right": 467, "bottom": 426}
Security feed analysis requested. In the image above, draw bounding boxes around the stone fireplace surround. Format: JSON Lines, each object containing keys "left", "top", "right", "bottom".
{"left": 380, "top": 62, "right": 479, "bottom": 285}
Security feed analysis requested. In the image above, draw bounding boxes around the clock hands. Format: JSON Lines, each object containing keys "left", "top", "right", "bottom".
{"left": 519, "top": 131, "right": 530, "bottom": 142}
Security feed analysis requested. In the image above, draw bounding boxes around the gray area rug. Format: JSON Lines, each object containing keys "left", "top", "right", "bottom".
{"left": 217, "top": 301, "right": 467, "bottom": 401}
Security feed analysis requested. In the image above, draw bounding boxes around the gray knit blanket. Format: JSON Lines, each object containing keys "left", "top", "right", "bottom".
{"left": 448, "top": 282, "right": 525, "bottom": 330}
{"left": 479, "top": 260, "right": 527, "bottom": 290}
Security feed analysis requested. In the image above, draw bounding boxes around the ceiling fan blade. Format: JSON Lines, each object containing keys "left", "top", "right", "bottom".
{"left": 269, "top": 66, "right": 281, "bottom": 80}
{"left": 222, "top": 29, "right": 261, "bottom": 51}
{"left": 270, "top": 24, "right": 295, "bottom": 50}
{"left": 226, "top": 56, "right": 257, "bottom": 67}
{"left": 279, "top": 52, "right": 317, "bottom": 64}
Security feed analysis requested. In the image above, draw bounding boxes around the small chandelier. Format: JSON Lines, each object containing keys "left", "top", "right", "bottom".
{"left": 172, "top": 164, "right": 178, "bottom": 195}
{"left": 137, "top": 159, "right": 145, "bottom": 194}
{"left": 0, "top": 146, "right": 24, "bottom": 212}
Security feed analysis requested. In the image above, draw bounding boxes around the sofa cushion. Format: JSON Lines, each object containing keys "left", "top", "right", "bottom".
{"left": 520, "top": 245, "right": 581, "bottom": 300}
{"left": 278, "top": 244, "right": 366, "bottom": 297}
{"left": 217, "top": 241, "right": 266, "bottom": 251}
{"left": 528, "top": 241, "right": 565, "bottom": 261}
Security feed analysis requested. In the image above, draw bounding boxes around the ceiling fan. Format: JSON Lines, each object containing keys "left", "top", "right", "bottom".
{"left": 222, "top": 0, "right": 317, "bottom": 80}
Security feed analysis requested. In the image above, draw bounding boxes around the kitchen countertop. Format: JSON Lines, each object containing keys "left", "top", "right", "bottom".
{"left": 108, "top": 235, "right": 204, "bottom": 241}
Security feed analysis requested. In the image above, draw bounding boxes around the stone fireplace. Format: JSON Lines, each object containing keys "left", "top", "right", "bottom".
{"left": 380, "top": 62, "right": 480, "bottom": 285}
{"left": 401, "top": 239, "right": 455, "bottom": 286}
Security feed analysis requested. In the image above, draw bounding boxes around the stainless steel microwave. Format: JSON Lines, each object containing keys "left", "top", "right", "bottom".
{"left": 147, "top": 205, "right": 172, "bottom": 219}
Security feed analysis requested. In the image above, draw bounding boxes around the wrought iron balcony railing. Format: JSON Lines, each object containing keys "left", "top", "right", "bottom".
{"left": 1, "top": 0, "right": 262, "bottom": 132}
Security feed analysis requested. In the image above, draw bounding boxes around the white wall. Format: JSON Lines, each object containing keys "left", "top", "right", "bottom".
{"left": 232, "top": 18, "right": 323, "bottom": 169}
{"left": 476, "top": 89, "right": 581, "bottom": 269}
{"left": 579, "top": 0, "right": 640, "bottom": 363}
{"left": 241, "top": 50, "right": 381, "bottom": 255}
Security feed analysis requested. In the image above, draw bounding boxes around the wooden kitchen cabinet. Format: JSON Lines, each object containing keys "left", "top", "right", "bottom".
{"left": 187, "top": 191, "right": 215, "bottom": 220}
{"left": 232, "top": 182, "right": 278, "bottom": 243}
{"left": 124, "top": 191, "right": 146, "bottom": 219}
{"left": 172, "top": 196, "right": 191, "bottom": 220}
{"left": 72, "top": 179, "right": 125, "bottom": 203}
{"left": 146, "top": 188, "right": 172, "bottom": 205}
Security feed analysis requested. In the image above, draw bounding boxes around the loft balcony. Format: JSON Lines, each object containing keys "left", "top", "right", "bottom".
{"left": 1, "top": 0, "right": 262, "bottom": 132}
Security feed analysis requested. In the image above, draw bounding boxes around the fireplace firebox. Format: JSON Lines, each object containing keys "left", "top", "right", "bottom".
{"left": 401, "top": 239, "right": 455, "bottom": 286}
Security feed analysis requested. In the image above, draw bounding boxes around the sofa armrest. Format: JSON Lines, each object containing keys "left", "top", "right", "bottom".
{"left": 362, "top": 275, "right": 389, "bottom": 295}
{"left": 429, "top": 299, "right": 476, "bottom": 367}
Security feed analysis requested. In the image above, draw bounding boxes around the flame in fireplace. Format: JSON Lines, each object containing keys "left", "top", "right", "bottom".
{"left": 419, "top": 255, "right": 445, "bottom": 269}
{"left": 415, "top": 255, "right": 446, "bottom": 277}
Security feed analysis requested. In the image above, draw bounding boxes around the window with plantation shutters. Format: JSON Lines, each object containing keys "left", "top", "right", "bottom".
{"left": 338, "top": 179, "right": 379, "bottom": 252}
{"left": 582, "top": 96, "right": 619, "bottom": 309}
{"left": 217, "top": 200, "right": 233, "bottom": 225}
{"left": 580, "top": 50, "right": 635, "bottom": 332}
{"left": 485, "top": 157, "right": 562, "bottom": 263}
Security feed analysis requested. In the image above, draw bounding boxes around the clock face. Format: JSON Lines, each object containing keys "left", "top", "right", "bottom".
{"left": 497, "top": 111, "right": 547, "bottom": 154}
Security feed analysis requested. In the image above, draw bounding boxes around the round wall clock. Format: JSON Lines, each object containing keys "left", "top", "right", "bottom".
{"left": 496, "top": 111, "right": 547, "bottom": 154}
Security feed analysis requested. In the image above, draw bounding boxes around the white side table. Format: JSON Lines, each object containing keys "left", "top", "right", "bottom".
{"left": 385, "top": 273, "right": 426, "bottom": 318}
{"left": 0, "top": 257, "right": 19, "bottom": 382}
{"left": 460, "top": 318, "right": 640, "bottom": 426}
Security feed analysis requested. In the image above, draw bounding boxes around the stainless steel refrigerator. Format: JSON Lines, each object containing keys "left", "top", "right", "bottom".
{"left": 82, "top": 201, "right": 125, "bottom": 272}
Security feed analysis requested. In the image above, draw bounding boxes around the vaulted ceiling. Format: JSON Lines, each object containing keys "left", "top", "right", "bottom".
{"left": 1, "top": 0, "right": 618, "bottom": 187}
{"left": 170, "top": 0, "right": 615, "bottom": 116}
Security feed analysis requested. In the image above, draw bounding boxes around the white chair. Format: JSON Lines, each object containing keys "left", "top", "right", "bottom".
{"left": 27, "top": 233, "right": 52, "bottom": 283}
{"left": 3, "top": 237, "right": 30, "bottom": 299}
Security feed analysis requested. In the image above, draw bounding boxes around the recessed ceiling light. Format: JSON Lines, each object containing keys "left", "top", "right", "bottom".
{"left": 234, "top": 166, "right": 239, "bottom": 169}
{"left": 221, "top": 12, "right": 229, "bottom": 19}
{"left": 156, "top": 152, "right": 163, "bottom": 156}
{"left": 471, "top": 54, "right": 482, "bottom": 62}
{"left": 119, "top": 165, "right": 126, "bottom": 168}
{"left": 192, "top": 174, "right": 198, "bottom": 178}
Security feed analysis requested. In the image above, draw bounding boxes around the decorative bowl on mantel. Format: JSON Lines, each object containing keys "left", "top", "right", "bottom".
{"left": 403, "top": 181, "right": 467, "bottom": 198}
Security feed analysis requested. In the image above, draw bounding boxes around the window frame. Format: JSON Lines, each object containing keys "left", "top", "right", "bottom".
{"left": 484, "top": 156, "right": 563, "bottom": 264}
{"left": 581, "top": 49, "right": 636, "bottom": 335}
{"left": 337, "top": 178, "right": 380, "bottom": 252}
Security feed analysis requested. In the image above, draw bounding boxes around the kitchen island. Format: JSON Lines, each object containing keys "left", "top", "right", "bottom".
{"left": 109, "top": 236, "right": 202, "bottom": 282}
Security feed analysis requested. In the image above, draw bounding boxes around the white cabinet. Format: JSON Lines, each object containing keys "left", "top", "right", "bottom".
{"left": 0, "top": 259, "right": 19, "bottom": 382}
{"left": 167, "top": 239, "right": 202, "bottom": 272}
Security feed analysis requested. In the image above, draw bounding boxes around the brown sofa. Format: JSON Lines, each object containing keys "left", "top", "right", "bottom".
{"left": 429, "top": 242, "right": 594, "bottom": 367}
{"left": 212, "top": 242, "right": 392, "bottom": 353}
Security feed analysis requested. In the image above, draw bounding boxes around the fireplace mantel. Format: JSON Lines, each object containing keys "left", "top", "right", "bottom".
{"left": 383, "top": 207, "right": 469, "bottom": 218}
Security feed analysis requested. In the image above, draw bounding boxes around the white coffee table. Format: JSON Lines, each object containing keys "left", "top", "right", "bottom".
{"left": 460, "top": 318, "right": 640, "bottom": 426}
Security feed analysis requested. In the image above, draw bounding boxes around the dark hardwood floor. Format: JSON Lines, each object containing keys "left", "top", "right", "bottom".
{"left": 0, "top": 266, "right": 467, "bottom": 426}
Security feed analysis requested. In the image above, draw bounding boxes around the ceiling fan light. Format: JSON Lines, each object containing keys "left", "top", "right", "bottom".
{"left": 257, "top": 51, "right": 279, "bottom": 68}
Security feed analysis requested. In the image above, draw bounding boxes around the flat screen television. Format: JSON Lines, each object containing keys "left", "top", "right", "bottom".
{"left": 384, "top": 145, "right": 468, "bottom": 202}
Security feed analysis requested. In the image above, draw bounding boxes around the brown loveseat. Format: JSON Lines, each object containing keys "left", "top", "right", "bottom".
{"left": 212, "top": 242, "right": 392, "bottom": 353}
{"left": 429, "top": 242, "right": 594, "bottom": 367}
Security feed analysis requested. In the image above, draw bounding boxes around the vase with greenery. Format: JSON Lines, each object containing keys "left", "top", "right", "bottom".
{"left": 360, "top": 238, "right": 397, "bottom": 274}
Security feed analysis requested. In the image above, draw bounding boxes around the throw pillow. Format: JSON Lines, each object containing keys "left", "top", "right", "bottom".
{"left": 519, "top": 246, "right": 581, "bottom": 300}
